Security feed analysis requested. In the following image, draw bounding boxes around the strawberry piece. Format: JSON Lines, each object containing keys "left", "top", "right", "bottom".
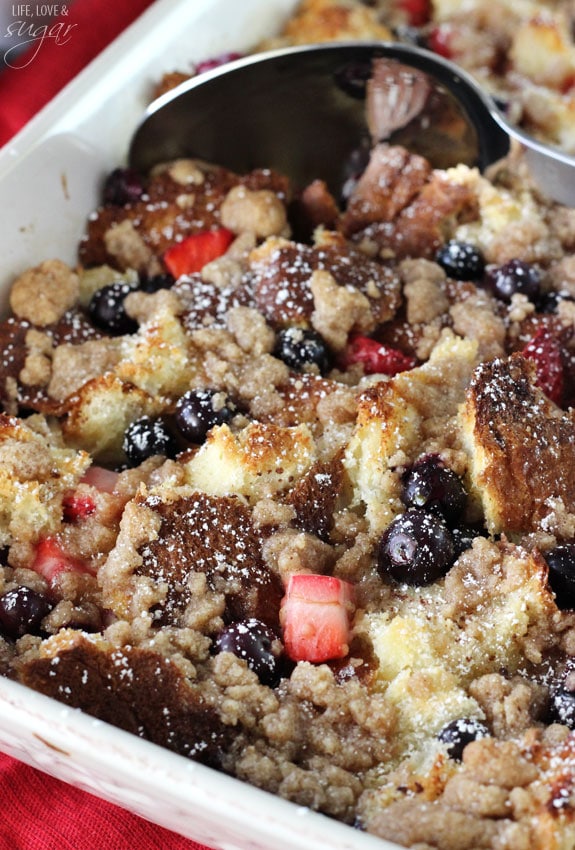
{"left": 280, "top": 574, "right": 355, "bottom": 663}
{"left": 342, "top": 335, "right": 416, "bottom": 376}
{"left": 31, "top": 537, "right": 93, "bottom": 584}
{"left": 195, "top": 52, "right": 243, "bottom": 75}
{"left": 427, "top": 25, "right": 455, "bottom": 59}
{"left": 62, "top": 466, "right": 120, "bottom": 522}
{"left": 522, "top": 328, "right": 565, "bottom": 406}
{"left": 163, "top": 228, "right": 234, "bottom": 278}
{"left": 398, "top": 0, "right": 431, "bottom": 26}
{"left": 80, "top": 465, "right": 119, "bottom": 493}
{"left": 62, "top": 492, "right": 97, "bottom": 522}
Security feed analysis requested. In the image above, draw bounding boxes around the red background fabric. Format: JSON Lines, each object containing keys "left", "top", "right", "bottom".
{"left": 0, "top": 1, "right": 214, "bottom": 847}
{"left": 0, "top": 0, "right": 156, "bottom": 146}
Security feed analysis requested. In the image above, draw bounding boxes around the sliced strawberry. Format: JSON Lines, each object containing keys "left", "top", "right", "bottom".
{"left": 195, "top": 52, "right": 243, "bottom": 75}
{"left": 280, "top": 574, "right": 355, "bottom": 664}
{"left": 62, "top": 492, "right": 97, "bottom": 522}
{"left": 342, "top": 335, "right": 417, "bottom": 376}
{"left": 522, "top": 328, "right": 565, "bottom": 406}
{"left": 163, "top": 228, "right": 234, "bottom": 278}
{"left": 427, "top": 24, "right": 455, "bottom": 59}
{"left": 398, "top": 0, "right": 431, "bottom": 26}
{"left": 80, "top": 466, "right": 119, "bottom": 494}
{"left": 31, "top": 537, "right": 93, "bottom": 584}
{"left": 62, "top": 466, "right": 119, "bottom": 522}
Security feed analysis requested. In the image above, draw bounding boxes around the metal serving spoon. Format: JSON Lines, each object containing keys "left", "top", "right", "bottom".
{"left": 129, "top": 42, "right": 575, "bottom": 207}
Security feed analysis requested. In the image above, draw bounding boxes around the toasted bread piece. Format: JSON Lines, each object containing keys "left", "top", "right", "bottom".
{"left": 259, "top": 0, "right": 393, "bottom": 48}
{"left": 0, "top": 413, "right": 89, "bottom": 549}
{"left": 344, "top": 331, "right": 478, "bottom": 534}
{"left": 80, "top": 162, "right": 290, "bottom": 274}
{"left": 61, "top": 373, "right": 165, "bottom": 464}
{"left": 183, "top": 421, "right": 317, "bottom": 502}
{"left": 459, "top": 354, "right": 575, "bottom": 535}
{"left": 248, "top": 235, "right": 401, "bottom": 328}
{"left": 100, "top": 488, "right": 283, "bottom": 629}
{"left": 19, "top": 630, "right": 232, "bottom": 767}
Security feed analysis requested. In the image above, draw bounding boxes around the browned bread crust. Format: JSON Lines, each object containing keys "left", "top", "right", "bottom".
{"left": 460, "top": 353, "right": 575, "bottom": 534}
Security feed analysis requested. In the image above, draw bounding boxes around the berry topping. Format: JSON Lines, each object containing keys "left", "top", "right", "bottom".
{"left": 377, "top": 509, "right": 455, "bottom": 586}
{"left": 549, "top": 688, "right": 575, "bottom": 728}
{"left": 274, "top": 327, "right": 331, "bottom": 374}
{"left": 138, "top": 272, "right": 175, "bottom": 293}
{"left": 538, "top": 290, "right": 574, "bottom": 314}
{"left": 543, "top": 544, "right": 575, "bottom": 609}
{"left": 214, "top": 619, "right": 283, "bottom": 687}
{"left": 31, "top": 537, "right": 92, "bottom": 585}
{"left": 522, "top": 327, "right": 565, "bottom": 406}
{"left": 195, "top": 52, "right": 244, "bottom": 75}
{"left": 88, "top": 282, "right": 138, "bottom": 336}
{"left": 485, "top": 258, "right": 541, "bottom": 302}
{"left": 103, "top": 167, "right": 145, "bottom": 206}
{"left": 435, "top": 240, "right": 485, "bottom": 281}
{"left": 437, "top": 717, "right": 489, "bottom": 760}
{"left": 280, "top": 574, "right": 355, "bottom": 664}
{"left": 426, "top": 24, "right": 455, "bottom": 59}
{"left": 0, "top": 586, "right": 53, "bottom": 639}
{"left": 342, "top": 335, "right": 416, "bottom": 376}
{"left": 163, "top": 228, "right": 234, "bottom": 279}
{"left": 402, "top": 454, "right": 467, "bottom": 521}
{"left": 398, "top": 0, "right": 431, "bottom": 26}
{"left": 80, "top": 466, "right": 119, "bottom": 493}
{"left": 174, "top": 388, "right": 236, "bottom": 444}
{"left": 62, "top": 491, "right": 97, "bottom": 522}
{"left": 123, "top": 416, "right": 177, "bottom": 466}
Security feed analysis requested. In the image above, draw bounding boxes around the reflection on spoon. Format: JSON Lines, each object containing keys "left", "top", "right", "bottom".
{"left": 367, "top": 58, "right": 431, "bottom": 141}
{"left": 128, "top": 42, "right": 575, "bottom": 206}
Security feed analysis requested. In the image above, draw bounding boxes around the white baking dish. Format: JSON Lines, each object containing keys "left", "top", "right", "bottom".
{"left": 0, "top": 1, "right": 401, "bottom": 848}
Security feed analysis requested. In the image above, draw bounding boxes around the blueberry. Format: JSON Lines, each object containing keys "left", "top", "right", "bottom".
{"left": 103, "top": 168, "right": 145, "bottom": 206}
{"left": 88, "top": 282, "right": 138, "bottom": 336}
{"left": 274, "top": 327, "right": 331, "bottom": 374}
{"left": 435, "top": 241, "right": 485, "bottom": 281}
{"left": 174, "top": 388, "right": 236, "bottom": 443}
{"left": 437, "top": 717, "right": 489, "bottom": 761}
{"left": 138, "top": 272, "right": 175, "bottom": 294}
{"left": 544, "top": 544, "right": 575, "bottom": 609}
{"left": 549, "top": 688, "right": 575, "bottom": 728}
{"left": 485, "top": 259, "right": 541, "bottom": 303}
{"left": 0, "top": 586, "right": 52, "bottom": 639}
{"left": 377, "top": 509, "right": 455, "bottom": 586}
{"left": 402, "top": 455, "right": 467, "bottom": 522}
{"left": 214, "top": 619, "right": 283, "bottom": 687}
{"left": 537, "top": 290, "right": 574, "bottom": 314}
{"left": 123, "top": 416, "right": 177, "bottom": 466}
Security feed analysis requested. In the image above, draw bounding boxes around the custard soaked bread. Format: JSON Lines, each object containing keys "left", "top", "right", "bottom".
{"left": 4, "top": 134, "right": 575, "bottom": 850}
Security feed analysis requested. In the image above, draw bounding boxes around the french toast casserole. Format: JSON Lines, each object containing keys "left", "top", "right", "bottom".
{"left": 4, "top": 3, "right": 575, "bottom": 850}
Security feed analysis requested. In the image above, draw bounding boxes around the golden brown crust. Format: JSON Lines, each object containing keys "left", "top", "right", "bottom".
{"left": 19, "top": 632, "right": 232, "bottom": 767}
{"left": 460, "top": 354, "right": 575, "bottom": 534}
{"left": 249, "top": 235, "right": 401, "bottom": 327}
{"left": 137, "top": 492, "right": 284, "bottom": 628}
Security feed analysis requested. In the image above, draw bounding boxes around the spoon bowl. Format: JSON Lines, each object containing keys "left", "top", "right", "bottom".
{"left": 128, "top": 42, "right": 575, "bottom": 206}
